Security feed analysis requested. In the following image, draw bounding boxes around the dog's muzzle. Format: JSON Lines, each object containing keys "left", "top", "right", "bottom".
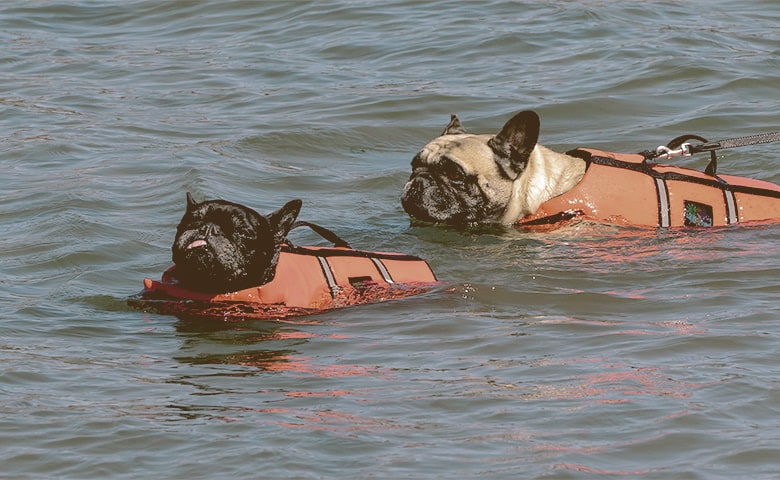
{"left": 401, "top": 175, "right": 465, "bottom": 224}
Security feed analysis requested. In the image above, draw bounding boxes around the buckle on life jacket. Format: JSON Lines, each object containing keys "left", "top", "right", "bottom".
{"left": 650, "top": 134, "right": 720, "bottom": 179}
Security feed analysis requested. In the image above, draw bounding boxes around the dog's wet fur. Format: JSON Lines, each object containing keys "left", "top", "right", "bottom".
{"left": 171, "top": 193, "right": 301, "bottom": 293}
{"left": 401, "top": 111, "right": 586, "bottom": 226}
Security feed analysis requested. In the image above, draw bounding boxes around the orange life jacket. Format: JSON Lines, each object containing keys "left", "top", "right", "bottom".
{"left": 517, "top": 148, "right": 780, "bottom": 229}
{"left": 136, "top": 244, "right": 439, "bottom": 320}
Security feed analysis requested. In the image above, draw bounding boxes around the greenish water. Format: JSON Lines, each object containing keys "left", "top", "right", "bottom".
{"left": 2, "top": 1, "right": 780, "bottom": 478}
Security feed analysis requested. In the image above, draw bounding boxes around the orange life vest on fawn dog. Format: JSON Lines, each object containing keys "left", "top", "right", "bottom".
{"left": 517, "top": 148, "right": 780, "bottom": 229}
{"left": 136, "top": 244, "right": 439, "bottom": 319}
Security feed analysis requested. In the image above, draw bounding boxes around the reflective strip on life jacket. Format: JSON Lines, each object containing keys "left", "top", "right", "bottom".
{"left": 140, "top": 245, "right": 438, "bottom": 312}
{"left": 517, "top": 148, "right": 780, "bottom": 228}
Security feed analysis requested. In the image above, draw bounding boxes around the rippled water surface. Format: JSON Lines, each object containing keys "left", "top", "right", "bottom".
{"left": 2, "top": 1, "right": 780, "bottom": 478}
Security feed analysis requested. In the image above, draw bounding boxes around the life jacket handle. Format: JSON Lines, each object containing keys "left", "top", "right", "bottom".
{"left": 640, "top": 134, "right": 718, "bottom": 176}
{"left": 287, "top": 221, "right": 352, "bottom": 249}
{"left": 663, "top": 134, "right": 719, "bottom": 177}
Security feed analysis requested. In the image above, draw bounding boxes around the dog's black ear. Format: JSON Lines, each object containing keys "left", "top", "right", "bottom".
{"left": 185, "top": 192, "right": 199, "bottom": 213}
{"left": 442, "top": 114, "right": 467, "bottom": 135}
{"left": 258, "top": 199, "right": 302, "bottom": 285}
{"left": 487, "top": 110, "right": 540, "bottom": 179}
{"left": 267, "top": 199, "right": 302, "bottom": 245}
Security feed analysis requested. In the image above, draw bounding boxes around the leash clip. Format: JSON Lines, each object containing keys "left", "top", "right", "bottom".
{"left": 653, "top": 142, "right": 692, "bottom": 160}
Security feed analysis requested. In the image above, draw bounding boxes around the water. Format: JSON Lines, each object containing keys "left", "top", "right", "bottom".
{"left": 2, "top": 1, "right": 780, "bottom": 478}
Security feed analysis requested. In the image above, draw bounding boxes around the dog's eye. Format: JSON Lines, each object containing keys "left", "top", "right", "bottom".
{"left": 411, "top": 154, "right": 424, "bottom": 170}
{"left": 442, "top": 159, "right": 466, "bottom": 182}
{"left": 220, "top": 222, "right": 234, "bottom": 236}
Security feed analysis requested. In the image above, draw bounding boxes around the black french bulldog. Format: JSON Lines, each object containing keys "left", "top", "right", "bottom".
{"left": 172, "top": 193, "right": 301, "bottom": 293}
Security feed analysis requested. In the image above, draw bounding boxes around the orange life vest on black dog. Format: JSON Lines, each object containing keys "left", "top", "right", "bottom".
{"left": 517, "top": 148, "right": 780, "bottom": 229}
{"left": 137, "top": 244, "right": 438, "bottom": 319}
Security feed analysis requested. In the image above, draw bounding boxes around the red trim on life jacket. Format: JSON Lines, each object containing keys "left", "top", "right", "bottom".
{"left": 137, "top": 245, "right": 439, "bottom": 319}
{"left": 517, "top": 148, "right": 780, "bottom": 229}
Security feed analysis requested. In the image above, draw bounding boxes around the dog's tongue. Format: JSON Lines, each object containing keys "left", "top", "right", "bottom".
{"left": 186, "top": 239, "right": 208, "bottom": 250}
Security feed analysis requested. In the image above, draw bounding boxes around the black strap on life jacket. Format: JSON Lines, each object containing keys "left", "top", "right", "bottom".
{"left": 569, "top": 149, "right": 780, "bottom": 200}
{"left": 282, "top": 222, "right": 350, "bottom": 299}
{"left": 516, "top": 210, "right": 584, "bottom": 227}
{"left": 286, "top": 220, "right": 351, "bottom": 248}
{"left": 278, "top": 243, "right": 436, "bottom": 300}
{"left": 281, "top": 221, "right": 437, "bottom": 299}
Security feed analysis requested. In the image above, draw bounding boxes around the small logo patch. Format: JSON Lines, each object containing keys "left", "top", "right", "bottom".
{"left": 684, "top": 200, "right": 713, "bottom": 227}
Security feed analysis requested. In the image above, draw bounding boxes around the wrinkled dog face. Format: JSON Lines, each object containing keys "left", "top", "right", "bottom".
{"left": 401, "top": 111, "right": 540, "bottom": 226}
{"left": 172, "top": 193, "right": 301, "bottom": 293}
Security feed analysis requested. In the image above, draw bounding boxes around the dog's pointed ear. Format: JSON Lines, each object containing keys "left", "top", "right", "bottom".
{"left": 487, "top": 111, "right": 540, "bottom": 179}
{"left": 258, "top": 199, "right": 302, "bottom": 285}
{"left": 185, "top": 192, "right": 198, "bottom": 213}
{"left": 267, "top": 199, "right": 302, "bottom": 245}
{"left": 442, "top": 114, "right": 467, "bottom": 135}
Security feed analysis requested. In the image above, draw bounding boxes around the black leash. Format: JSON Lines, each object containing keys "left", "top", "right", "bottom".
{"left": 644, "top": 130, "right": 780, "bottom": 177}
